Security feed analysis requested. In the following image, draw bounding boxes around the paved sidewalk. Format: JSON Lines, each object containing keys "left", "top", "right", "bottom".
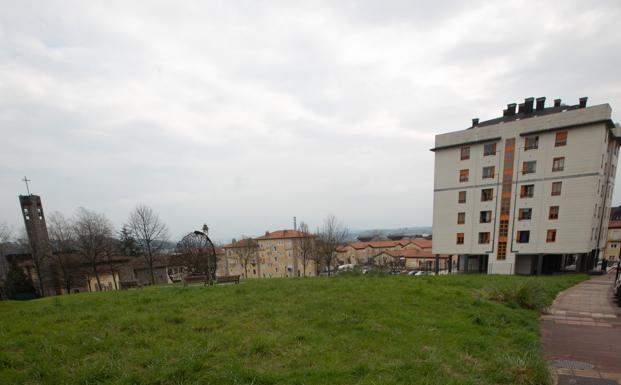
{"left": 541, "top": 272, "right": 621, "bottom": 384}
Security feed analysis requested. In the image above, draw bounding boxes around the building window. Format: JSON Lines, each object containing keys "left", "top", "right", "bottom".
{"left": 481, "top": 188, "right": 493, "bottom": 202}
{"left": 458, "top": 191, "right": 466, "bottom": 203}
{"left": 457, "top": 212, "right": 465, "bottom": 224}
{"left": 611, "top": 243, "right": 617, "bottom": 248}
{"left": 522, "top": 161, "right": 536, "bottom": 175}
{"left": 551, "top": 181, "right": 562, "bottom": 196}
{"left": 552, "top": 157, "right": 565, "bottom": 172}
{"left": 520, "top": 184, "right": 534, "bottom": 198}
{"left": 517, "top": 231, "right": 530, "bottom": 243}
{"left": 482, "top": 166, "right": 495, "bottom": 179}
{"left": 479, "top": 210, "right": 492, "bottom": 223}
{"left": 461, "top": 146, "right": 470, "bottom": 160}
{"left": 459, "top": 169, "right": 469, "bottom": 182}
{"left": 546, "top": 229, "right": 557, "bottom": 243}
{"left": 478, "top": 232, "right": 490, "bottom": 244}
{"left": 525, "top": 136, "right": 539, "bottom": 150}
{"left": 518, "top": 208, "right": 532, "bottom": 220}
{"left": 456, "top": 233, "right": 464, "bottom": 245}
{"left": 483, "top": 142, "right": 497, "bottom": 156}
{"left": 549, "top": 206, "right": 559, "bottom": 220}
{"left": 555, "top": 131, "right": 567, "bottom": 147}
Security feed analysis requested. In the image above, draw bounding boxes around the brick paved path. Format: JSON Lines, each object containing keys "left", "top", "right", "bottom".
{"left": 541, "top": 272, "right": 621, "bottom": 384}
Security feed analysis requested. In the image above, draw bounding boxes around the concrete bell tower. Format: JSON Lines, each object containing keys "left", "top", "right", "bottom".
{"left": 19, "top": 186, "right": 58, "bottom": 296}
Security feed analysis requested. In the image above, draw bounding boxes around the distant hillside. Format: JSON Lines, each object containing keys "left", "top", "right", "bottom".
{"left": 348, "top": 226, "right": 432, "bottom": 241}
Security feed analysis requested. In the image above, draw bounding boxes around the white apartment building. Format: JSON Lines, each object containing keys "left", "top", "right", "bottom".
{"left": 432, "top": 97, "right": 621, "bottom": 275}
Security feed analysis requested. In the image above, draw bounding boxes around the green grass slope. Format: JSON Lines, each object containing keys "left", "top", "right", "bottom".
{"left": 0, "top": 274, "right": 586, "bottom": 385}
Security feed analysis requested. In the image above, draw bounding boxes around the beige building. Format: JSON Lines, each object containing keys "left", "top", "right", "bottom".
{"left": 432, "top": 97, "right": 621, "bottom": 275}
{"left": 373, "top": 249, "right": 450, "bottom": 271}
{"left": 604, "top": 220, "right": 621, "bottom": 264}
{"left": 337, "top": 238, "right": 432, "bottom": 265}
{"left": 224, "top": 229, "right": 317, "bottom": 279}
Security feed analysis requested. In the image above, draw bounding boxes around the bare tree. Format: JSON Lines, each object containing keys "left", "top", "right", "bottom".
{"left": 296, "top": 222, "right": 315, "bottom": 277}
{"left": 102, "top": 237, "right": 122, "bottom": 290}
{"left": 0, "top": 223, "right": 13, "bottom": 298}
{"left": 126, "top": 205, "right": 169, "bottom": 285}
{"left": 47, "top": 212, "right": 79, "bottom": 294}
{"left": 234, "top": 237, "right": 258, "bottom": 279}
{"left": 73, "top": 208, "right": 114, "bottom": 291}
{"left": 317, "top": 215, "right": 349, "bottom": 276}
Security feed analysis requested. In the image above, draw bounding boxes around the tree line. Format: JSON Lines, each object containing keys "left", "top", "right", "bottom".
{"left": 0, "top": 205, "right": 169, "bottom": 298}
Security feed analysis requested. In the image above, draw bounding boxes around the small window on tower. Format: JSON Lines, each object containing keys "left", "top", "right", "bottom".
{"left": 23, "top": 208, "right": 30, "bottom": 221}
{"left": 458, "top": 191, "right": 467, "bottom": 203}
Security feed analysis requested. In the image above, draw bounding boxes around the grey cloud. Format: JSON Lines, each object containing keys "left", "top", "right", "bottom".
{"left": 1, "top": 1, "right": 620, "bottom": 242}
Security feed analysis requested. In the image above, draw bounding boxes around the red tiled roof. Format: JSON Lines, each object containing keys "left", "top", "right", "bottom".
{"left": 344, "top": 240, "right": 409, "bottom": 250}
{"left": 382, "top": 249, "right": 445, "bottom": 259}
{"left": 411, "top": 238, "right": 432, "bottom": 249}
{"left": 255, "top": 229, "right": 312, "bottom": 240}
{"left": 337, "top": 238, "right": 432, "bottom": 252}
{"left": 609, "top": 220, "right": 621, "bottom": 229}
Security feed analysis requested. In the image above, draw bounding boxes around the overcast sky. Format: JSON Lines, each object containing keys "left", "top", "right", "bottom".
{"left": 1, "top": 1, "right": 621, "bottom": 243}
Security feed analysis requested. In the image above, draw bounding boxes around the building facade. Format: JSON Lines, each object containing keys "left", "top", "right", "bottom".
{"left": 603, "top": 218, "right": 621, "bottom": 265}
{"left": 224, "top": 230, "right": 316, "bottom": 279}
{"left": 336, "top": 238, "right": 432, "bottom": 266}
{"left": 432, "top": 97, "right": 621, "bottom": 275}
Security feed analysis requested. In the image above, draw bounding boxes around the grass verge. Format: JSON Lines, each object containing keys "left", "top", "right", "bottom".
{"left": 0, "top": 274, "right": 586, "bottom": 385}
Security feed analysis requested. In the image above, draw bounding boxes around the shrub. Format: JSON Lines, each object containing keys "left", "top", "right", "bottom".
{"left": 484, "top": 280, "right": 548, "bottom": 311}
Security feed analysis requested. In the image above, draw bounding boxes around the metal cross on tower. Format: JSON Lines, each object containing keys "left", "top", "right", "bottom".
{"left": 22, "top": 176, "right": 31, "bottom": 195}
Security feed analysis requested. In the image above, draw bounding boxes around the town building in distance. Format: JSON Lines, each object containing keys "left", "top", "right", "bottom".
{"left": 603, "top": 206, "right": 621, "bottom": 265}
{"left": 432, "top": 97, "right": 621, "bottom": 274}
{"left": 224, "top": 230, "right": 317, "bottom": 278}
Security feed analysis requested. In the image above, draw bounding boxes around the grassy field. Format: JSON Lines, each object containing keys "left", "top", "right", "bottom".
{"left": 0, "top": 274, "right": 586, "bottom": 385}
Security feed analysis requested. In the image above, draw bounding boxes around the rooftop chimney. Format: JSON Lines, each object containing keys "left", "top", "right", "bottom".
{"left": 507, "top": 103, "right": 517, "bottom": 116}
{"left": 265, "top": 230, "right": 269, "bottom": 236}
{"left": 472, "top": 118, "right": 479, "bottom": 126}
{"left": 518, "top": 103, "right": 526, "bottom": 114}
{"left": 524, "top": 97, "right": 534, "bottom": 114}
{"left": 554, "top": 99, "right": 562, "bottom": 107}
{"left": 536, "top": 97, "right": 546, "bottom": 111}
{"left": 579, "top": 97, "right": 588, "bottom": 108}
